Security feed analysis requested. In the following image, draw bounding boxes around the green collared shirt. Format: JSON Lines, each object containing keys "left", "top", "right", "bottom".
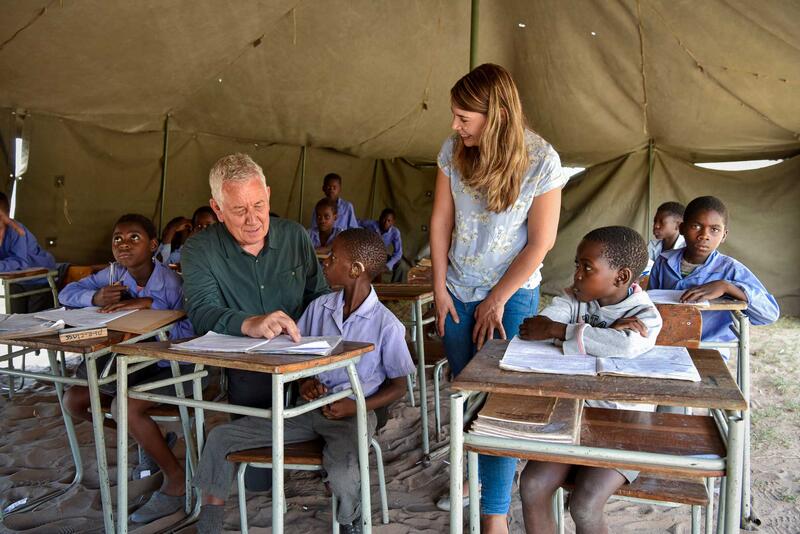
{"left": 181, "top": 216, "right": 329, "bottom": 336}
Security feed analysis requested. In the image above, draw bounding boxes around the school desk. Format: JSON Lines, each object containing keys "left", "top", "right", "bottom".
{"left": 373, "top": 283, "right": 435, "bottom": 463}
{"left": 0, "top": 309, "right": 184, "bottom": 533}
{"left": 448, "top": 340, "right": 748, "bottom": 534}
{"left": 112, "top": 339, "right": 375, "bottom": 534}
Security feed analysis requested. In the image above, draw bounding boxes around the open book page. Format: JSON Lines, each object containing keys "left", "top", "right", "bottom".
{"left": 35, "top": 307, "right": 137, "bottom": 328}
{"left": 478, "top": 394, "right": 556, "bottom": 425}
{"left": 171, "top": 331, "right": 269, "bottom": 353}
{"left": 0, "top": 313, "right": 65, "bottom": 338}
{"left": 596, "top": 345, "right": 701, "bottom": 382}
{"left": 472, "top": 398, "right": 582, "bottom": 443}
{"left": 500, "top": 336, "right": 597, "bottom": 376}
{"left": 250, "top": 335, "right": 342, "bottom": 356}
{"left": 647, "top": 289, "right": 709, "bottom": 307}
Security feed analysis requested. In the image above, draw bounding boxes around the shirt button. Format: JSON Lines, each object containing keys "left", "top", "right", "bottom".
{"left": 260, "top": 285, "right": 264, "bottom": 289}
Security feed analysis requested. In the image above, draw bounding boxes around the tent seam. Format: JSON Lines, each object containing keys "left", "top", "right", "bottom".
{"left": 635, "top": 0, "right": 649, "bottom": 137}
{"left": 0, "top": 0, "right": 59, "bottom": 52}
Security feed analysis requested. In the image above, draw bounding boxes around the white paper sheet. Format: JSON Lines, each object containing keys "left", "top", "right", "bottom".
{"left": 35, "top": 307, "right": 137, "bottom": 327}
{"left": 172, "top": 332, "right": 341, "bottom": 356}
{"left": 171, "top": 331, "right": 269, "bottom": 353}
{"left": 596, "top": 345, "right": 702, "bottom": 382}
{"left": 0, "top": 313, "right": 65, "bottom": 337}
{"left": 500, "top": 337, "right": 597, "bottom": 376}
{"left": 647, "top": 289, "right": 709, "bottom": 307}
{"left": 251, "top": 335, "right": 341, "bottom": 355}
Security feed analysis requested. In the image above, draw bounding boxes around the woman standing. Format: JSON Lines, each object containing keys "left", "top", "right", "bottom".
{"left": 431, "top": 63, "right": 568, "bottom": 533}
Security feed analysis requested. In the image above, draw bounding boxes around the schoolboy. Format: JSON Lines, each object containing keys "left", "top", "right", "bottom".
{"left": 155, "top": 215, "right": 192, "bottom": 265}
{"left": 190, "top": 205, "right": 218, "bottom": 235}
{"left": 192, "top": 229, "right": 415, "bottom": 534}
{"left": 361, "top": 208, "right": 403, "bottom": 281}
{"left": 517, "top": 226, "right": 662, "bottom": 534}
{"left": 0, "top": 192, "right": 58, "bottom": 312}
{"left": 59, "top": 214, "right": 197, "bottom": 523}
{"left": 649, "top": 195, "right": 779, "bottom": 343}
{"left": 309, "top": 197, "right": 342, "bottom": 253}
{"left": 647, "top": 201, "right": 686, "bottom": 267}
{"left": 310, "top": 173, "right": 359, "bottom": 231}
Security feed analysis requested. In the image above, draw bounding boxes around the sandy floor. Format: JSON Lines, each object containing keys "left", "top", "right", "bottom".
{"left": 0, "top": 316, "right": 798, "bottom": 533}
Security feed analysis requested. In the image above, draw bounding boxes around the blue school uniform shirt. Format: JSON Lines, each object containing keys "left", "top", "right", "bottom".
{"left": 155, "top": 242, "right": 181, "bottom": 265}
{"left": 649, "top": 248, "right": 779, "bottom": 342}
{"left": 310, "top": 198, "right": 359, "bottom": 231}
{"left": 296, "top": 288, "right": 415, "bottom": 398}
{"left": 58, "top": 261, "right": 195, "bottom": 348}
{"left": 360, "top": 220, "right": 403, "bottom": 270}
{"left": 0, "top": 221, "right": 56, "bottom": 272}
{"left": 308, "top": 226, "right": 343, "bottom": 248}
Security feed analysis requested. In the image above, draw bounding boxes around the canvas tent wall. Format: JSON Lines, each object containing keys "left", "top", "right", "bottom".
{"left": 1, "top": 0, "right": 798, "bottom": 313}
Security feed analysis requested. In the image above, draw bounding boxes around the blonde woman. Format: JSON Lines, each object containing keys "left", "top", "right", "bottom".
{"left": 431, "top": 63, "right": 568, "bottom": 533}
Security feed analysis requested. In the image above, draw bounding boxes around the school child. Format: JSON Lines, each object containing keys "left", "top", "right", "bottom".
{"left": 646, "top": 201, "right": 686, "bottom": 269}
{"left": 310, "top": 172, "right": 359, "bottom": 231}
{"left": 192, "top": 228, "right": 415, "bottom": 534}
{"left": 59, "top": 214, "right": 197, "bottom": 524}
{"left": 0, "top": 192, "right": 58, "bottom": 312}
{"left": 308, "top": 197, "right": 343, "bottom": 253}
{"left": 517, "top": 226, "right": 662, "bottom": 534}
{"left": 190, "top": 205, "right": 218, "bottom": 236}
{"left": 155, "top": 216, "right": 192, "bottom": 265}
{"left": 361, "top": 208, "right": 403, "bottom": 281}
{"left": 649, "top": 195, "right": 779, "bottom": 344}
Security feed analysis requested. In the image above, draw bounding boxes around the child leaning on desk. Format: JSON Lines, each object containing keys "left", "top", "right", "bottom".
{"left": 192, "top": 228, "right": 415, "bottom": 534}
{"left": 516, "top": 226, "right": 662, "bottom": 534}
{"left": 648, "top": 195, "right": 779, "bottom": 346}
{"left": 58, "top": 213, "right": 197, "bottom": 524}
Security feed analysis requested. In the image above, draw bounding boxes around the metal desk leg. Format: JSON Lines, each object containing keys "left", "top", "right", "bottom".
{"left": 50, "top": 349, "right": 83, "bottom": 487}
{"left": 414, "top": 300, "right": 430, "bottom": 463}
{"left": 47, "top": 272, "right": 59, "bottom": 308}
{"left": 116, "top": 356, "right": 129, "bottom": 534}
{"left": 724, "top": 410, "right": 744, "bottom": 534}
{"left": 272, "top": 374, "right": 285, "bottom": 534}
{"left": 735, "top": 312, "right": 757, "bottom": 528}
{"left": 467, "top": 450, "right": 479, "bottom": 534}
{"left": 87, "top": 353, "right": 116, "bottom": 534}
{"left": 450, "top": 393, "right": 465, "bottom": 534}
{"left": 346, "top": 362, "right": 373, "bottom": 533}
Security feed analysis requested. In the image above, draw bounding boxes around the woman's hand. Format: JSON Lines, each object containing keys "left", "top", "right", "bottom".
{"left": 473, "top": 296, "right": 506, "bottom": 350}
{"left": 434, "top": 288, "right": 459, "bottom": 337}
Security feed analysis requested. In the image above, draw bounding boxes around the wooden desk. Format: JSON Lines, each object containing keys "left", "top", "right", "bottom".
{"left": 112, "top": 340, "right": 375, "bottom": 534}
{"left": 0, "top": 267, "right": 59, "bottom": 312}
{"left": 373, "top": 283, "right": 435, "bottom": 462}
{"left": 0, "top": 310, "right": 184, "bottom": 533}
{"left": 448, "top": 340, "right": 747, "bottom": 534}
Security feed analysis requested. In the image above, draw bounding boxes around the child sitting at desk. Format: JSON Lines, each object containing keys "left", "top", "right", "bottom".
{"left": 361, "top": 207, "right": 404, "bottom": 281}
{"left": 310, "top": 172, "right": 359, "bottom": 231}
{"left": 517, "top": 225, "right": 662, "bottom": 534}
{"left": 645, "top": 201, "right": 685, "bottom": 274}
{"left": 59, "top": 213, "right": 196, "bottom": 524}
{"left": 0, "top": 192, "right": 58, "bottom": 312}
{"left": 648, "top": 195, "right": 779, "bottom": 345}
{"left": 308, "top": 197, "right": 342, "bottom": 254}
{"left": 192, "top": 228, "right": 414, "bottom": 534}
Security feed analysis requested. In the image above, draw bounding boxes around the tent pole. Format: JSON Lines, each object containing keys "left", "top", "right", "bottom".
{"left": 298, "top": 145, "right": 307, "bottom": 222}
{"left": 646, "top": 138, "right": 654, "bottom": 237}
{"left": 470, "top": 0, "right": 480, "bottom": 70}
{"left": 369, "top": 160, "right": 379, "bottom": 218}
{"left": 158, "top": 115, "right": 170, "bottom": 236}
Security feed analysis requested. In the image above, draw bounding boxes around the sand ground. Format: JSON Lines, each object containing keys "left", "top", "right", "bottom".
{"left": 0, "top": 316, "right": 798, "bottom": 533}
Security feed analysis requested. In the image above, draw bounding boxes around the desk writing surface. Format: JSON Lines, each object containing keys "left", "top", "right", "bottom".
{"left": 373, "top": 283, "right": 434, "bottom": 301}
{"left": 0, "top": 329, "right": 131, "bottom": 354}
{"left": 452, "top": 340, "right": 746, "bottom": 411}
{"left": 105, "top": 309, "right": 185, "bottom": 335}
{"left": 704, "top": 298, "right": 747, "bottom": 311}
{"left": 113, "top": 340, "right": 374, "bottom": 374}
{"left": 0, "top": 267, "right": 51, "bottom": 280}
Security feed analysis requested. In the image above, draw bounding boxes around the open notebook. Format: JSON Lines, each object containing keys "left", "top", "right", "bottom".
{"left": 0, "top": 313, "right": 65, "bottom": 338}
{"left": 172, "top": 331, "right": 342, "bottom": 356}
{"left": 647, "top": 289, "right": 710, "bottom": 307}
{"left": 500, "top": 336, "right": 701, "bottom": 382}
{"left": 35, "top": 307, "right": 136, "bottom": 328}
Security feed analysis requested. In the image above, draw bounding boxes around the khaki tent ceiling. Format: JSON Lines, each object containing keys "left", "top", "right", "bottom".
{"left": 1, "top": 0, "right": 799, "bottom": 312}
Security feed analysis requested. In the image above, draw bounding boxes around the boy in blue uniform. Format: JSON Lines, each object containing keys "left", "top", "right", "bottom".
{"left": 308, "top": 197, "right": 342, "bottom": 253}
{"left": 59, "top": 214, "right": 196, "bottom": 523}
{"left": 649, "top": 196, "right": 779, "bottom": 343}
{"left": 192, "top": 229, "right": 414, "bottom": 534}
{"left": 645, "top": 201, "right": 685, "bottom": 274}
{"left": 361, "top": 208, "right": 404, "bottom": 281}
{"left": 310, "top": 173, "right": 359, "bottom": 231}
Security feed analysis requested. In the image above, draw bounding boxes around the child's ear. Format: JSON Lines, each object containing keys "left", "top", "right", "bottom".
{"left": 616, "top": 267, "right": 633, "bottom": 287}
{"left": 721, "top": 227, "right": 728, "bottom": 244}
{"left": 350, "top": 261, "right": 365, "bottom": 279}
{"left": 149, "top": 238, "right": 158, "bottom": 253}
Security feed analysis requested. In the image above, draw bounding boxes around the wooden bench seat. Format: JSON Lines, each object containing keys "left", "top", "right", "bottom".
{"left": 561, "top": 474, "right": 709, "bottom": 506}
{"left": 226, "top": 439, "right": 325, "bottom": 466}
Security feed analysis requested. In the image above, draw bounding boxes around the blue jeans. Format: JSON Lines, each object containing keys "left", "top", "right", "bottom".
{"left": 442, "top": 286, "right": 539, "bottom": 515}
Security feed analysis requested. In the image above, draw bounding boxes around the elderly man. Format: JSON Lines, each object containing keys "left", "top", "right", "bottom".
{"left": 181, "top": 153, "right": 328, "bottom": 484}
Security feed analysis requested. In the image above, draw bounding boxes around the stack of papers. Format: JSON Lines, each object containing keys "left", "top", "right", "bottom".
{"left": 471, "top": 394, "right": 582, "bottom": 444}
{"left": 35, "top": 307, "right": 137, "bottom": 328}
{"left": 647, "top": 289, "right": 709, "bottom": 307}
{"left": 500, "top": 337, "right": 701, "bottom": 382}
{"left": 0, "top": 313, "right": 65, "bottom": 338}
{"left": 172, "top": 332, "right": 342, "bottom": 356}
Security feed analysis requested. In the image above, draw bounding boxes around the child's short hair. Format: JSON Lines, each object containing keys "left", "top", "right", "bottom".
{"left": 582, "top": 226, "right": 648, "bottom": 281}
{"left": 323, "top": 173, "right": 342, "bottom": 185}
{"left": 192, "top": 205, "right": 217, "bottom": 225}
{"left": 684, "top": 196, "right": 729, "bottom": 226}
{"left": 315, "top": 197, "right": 338, "bottom": 215}
{"left": 336, "top": 228, "right": 386, "bottom": 278}
{"left": 115, "top": 214, "right": 157, "bottom": 241}
{"left": 379, "top": 208, "right": 396, "bottom": 219}
{"left": 656, "top": 201, "right": 685, "bottom": 219}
